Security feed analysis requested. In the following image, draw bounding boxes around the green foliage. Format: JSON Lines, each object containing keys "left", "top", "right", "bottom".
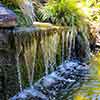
{"left": 81, "top": 0, "right": 100, "bottom": 22}
{"left": 0, "top": 0, "right": 18, "bottom": 9}
{"left": 40, "top": 0, "right": 88, "bottom": 30}
{"left": 32, "top": 0, "right": 43, "bottom": 21}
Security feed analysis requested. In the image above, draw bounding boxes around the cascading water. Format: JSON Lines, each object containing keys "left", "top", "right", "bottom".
{"left": 82, "top": 31, "right": 91, "bottom": 60}
{"left": 66, "top": 31, "right": 70, "bottom": 59}
{"left": 14, "top": 32, "right": 37, "bottom": 90}
{"left": 24, "top": 36, "right": 37, "bottom": 88}
{"left": 65, "top": 26, "right": 91, "bottom": 61}
{"left": 68, "top": 30, "right": 73, "bottom": 59}
{"left": 15, "top": 36, "right": 23, "bottom": 92}
{"left": 65, "top": 16, "right": 77, "bottom": 60}
{"left": 62, "top": 31, "right": 65, "bottom": 63}
{"left": 11, "top": 24, "right": 92, "bottom": 99}
{"left": 41, "top": 32, "right": 60, "bottom": 75}
{"left": 16, "top": 53, "right": 23, "bottom": 92}
{"left": 41, "top": 33, "right": 49, "bottom": 75}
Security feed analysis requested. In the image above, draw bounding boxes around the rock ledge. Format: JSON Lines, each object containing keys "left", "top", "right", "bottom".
{"left": 0, "top": 3, "right": 16, "bottom": 28}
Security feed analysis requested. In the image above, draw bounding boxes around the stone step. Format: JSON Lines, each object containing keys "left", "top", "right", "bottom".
{"left": 0, "top": 3, "right": 16, "bottom": 28}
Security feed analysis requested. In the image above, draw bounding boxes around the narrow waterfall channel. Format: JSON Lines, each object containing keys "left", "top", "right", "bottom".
{"left": 23, "top": 36, "right": 37, "bottom": 88}
{"left": 41, "top": 32, "right": 60, "bottom": 75}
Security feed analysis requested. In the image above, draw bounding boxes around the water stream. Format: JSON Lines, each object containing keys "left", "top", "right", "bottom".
{"left": 23, "top": 36, "right": 37, "bottom": 88}
{"left": 16, "top": 53, "right": 23, "bottom": 92}
{"left": 62, "top": 31, "right": 65, "bottom": 63}
{"left": 41, "top": 32, "right": 60, "bottom": 75}
{"left": 11, "top": 25, "right": 94, "bottom": 100}
{"left": 14, "top": 36, "right": 23, "bottom": 92}
{"left": 68, "top": 29, "right": 73, "bottom": 59}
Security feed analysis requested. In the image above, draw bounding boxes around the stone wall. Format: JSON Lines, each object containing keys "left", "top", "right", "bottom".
{"left": 0, "top": 29, "right": 19, "bottom": 100}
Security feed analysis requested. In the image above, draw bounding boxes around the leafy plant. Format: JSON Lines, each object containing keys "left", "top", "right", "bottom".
{"left": 40, "top": 0, "right": 88, "bottom": 30}
{"left": 39, "top": 0, "right": 92, "bottom": 61}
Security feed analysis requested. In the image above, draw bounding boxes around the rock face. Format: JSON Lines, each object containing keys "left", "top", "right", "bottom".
{"left": 0, "top": 4, "right": 18, "bottom": 100}
{"left": 0, "top": 29, "right": 19, "bottom": 99}
{"left": 11, "top": 60, "right": 89, "bottom": 100}
{"left": 0, "top": 3, "right": 16, "bottom": 27}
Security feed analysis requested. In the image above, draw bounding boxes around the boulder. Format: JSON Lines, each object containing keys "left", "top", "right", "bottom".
{"left": 0, "top": 3, "right": 16, "bottom": 28}
{"left": 11, "top": 60, "right": 89, "bottom": 100}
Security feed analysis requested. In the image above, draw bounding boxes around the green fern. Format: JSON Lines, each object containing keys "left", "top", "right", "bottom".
{"left": 40, "top": 0, "right": 88, "bottom": 31}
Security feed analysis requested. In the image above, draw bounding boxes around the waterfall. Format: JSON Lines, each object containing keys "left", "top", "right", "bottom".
{"left": 65, "top": 27, "right": 77, "bottom": 60}
{"left": 66, "top": 31, "right": 70, "bottom": 59}
{"left": 12, "top": 25, "right": 91, "bottom": 100}
{"left": 14, "top": 32, "right": 37, "bottom": 89}
{"left": 62, "top": 31, "right": 65, "bottom": 63}
{"left": 41, "top": 32, "right": 60, "bottom": 75}
{"left": 16, "top": 53, "right": 23, "bottom": 92}
{"left": 41, "top": 33, "right": 49, "bottom": 75}
{"left": 24, "top": 35, "right": 37, "bottom": 88}
{"left": 68, "top": 30, "right": 73, "bottom": 59}
{"left": 14, "top": 36, "right": 23, "bottom": 92}
{"left": 65, "top": 26, "right": 90, "bottom": 61}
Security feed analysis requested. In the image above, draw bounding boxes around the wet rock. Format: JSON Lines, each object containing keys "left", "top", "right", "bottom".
{"left": 11, "top": 60, "right": 89, "bottom": 100}
{"left": 0, "top": 3, "right": 16, "bottom": 27}
{"left": 0, "top": 26, "right": 19, "bottom": 99}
